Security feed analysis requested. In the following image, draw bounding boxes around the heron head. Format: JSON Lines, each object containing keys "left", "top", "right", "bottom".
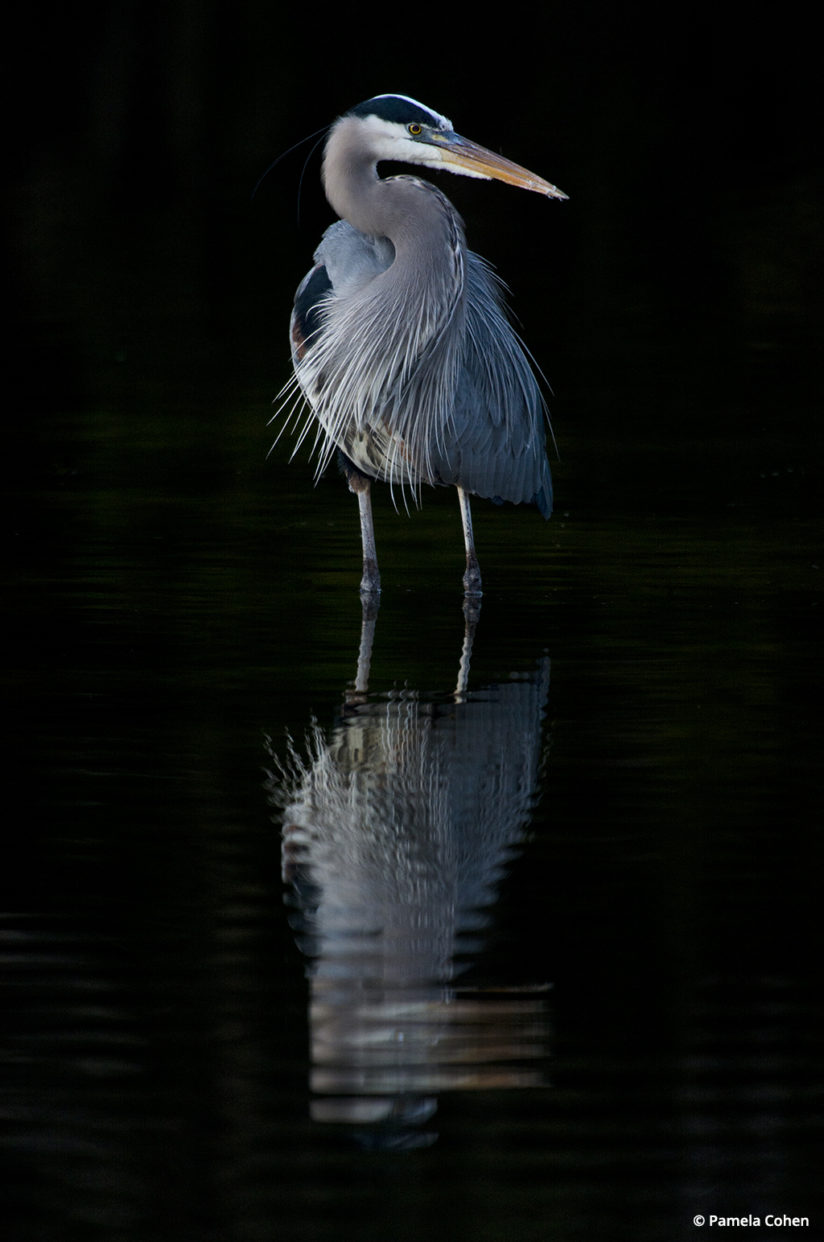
{"left": 337, "top": 94, "right": 568, "bottom": 201}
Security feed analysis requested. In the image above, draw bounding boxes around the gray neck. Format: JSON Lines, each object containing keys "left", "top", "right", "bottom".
{"left": 321, "top": 117, "right": 465, "bottom": 275}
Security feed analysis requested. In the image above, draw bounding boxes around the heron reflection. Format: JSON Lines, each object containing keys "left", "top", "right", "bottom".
{"left": 267, "top": 601, "right": 551, "bottom": 1147}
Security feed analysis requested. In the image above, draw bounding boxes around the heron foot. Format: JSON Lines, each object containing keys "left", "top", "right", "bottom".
{"left": 360, "top": 559, "right": 381, "bottom": 596}
{"left": 462, "top": 561, "right": 483, "bottom": 597}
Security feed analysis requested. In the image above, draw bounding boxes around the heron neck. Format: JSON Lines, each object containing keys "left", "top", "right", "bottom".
{"left": 322, "top": 131, "right": 461, "bottom": 267}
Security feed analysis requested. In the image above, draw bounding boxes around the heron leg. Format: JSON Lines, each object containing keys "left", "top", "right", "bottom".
{"left": 339, "top": 453, "right": 381, "bottom": 594}
{"left": 455, "top": 594, "right": 482, "bottom": 697}
{"left": 350, "top": 591, "right": 379, "bottom": 701}
{"left": 355, "top": 481, "right": 381, "bottom": 595}
{"left": 457, "top": 486, "right": 482, "bottom": 597}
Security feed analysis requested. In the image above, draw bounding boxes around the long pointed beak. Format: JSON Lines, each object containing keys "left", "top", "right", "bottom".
{"left": 433, "top": 131, "right": 568, "bottom": 200}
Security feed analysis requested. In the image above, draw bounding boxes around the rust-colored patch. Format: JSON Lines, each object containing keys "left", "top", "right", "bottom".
{"left": 291, "top": 321, "right": 308, "bottom": 362}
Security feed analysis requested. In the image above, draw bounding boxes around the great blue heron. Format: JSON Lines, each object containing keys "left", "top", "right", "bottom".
{"left": 276, "top": 94, "right": 567, "bottom": 595}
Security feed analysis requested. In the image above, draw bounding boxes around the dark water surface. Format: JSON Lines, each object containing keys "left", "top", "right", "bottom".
{"left": 5, "top": 363, "right": 822, "bottom": 1239}
{"left": 5, "top": 28, "right": 824, "bottom": 1237}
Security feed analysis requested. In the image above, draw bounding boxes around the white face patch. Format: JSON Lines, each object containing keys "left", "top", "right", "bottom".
{"left": 353, "top": 114, "right": 452, "bottom": 169}
{"left": 352, "top": 120, "right": 493, "bottom": 182}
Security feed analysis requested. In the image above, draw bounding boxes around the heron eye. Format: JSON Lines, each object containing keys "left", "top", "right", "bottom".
{"left": 407, "top": 123, "right": 422, "bottom": 136}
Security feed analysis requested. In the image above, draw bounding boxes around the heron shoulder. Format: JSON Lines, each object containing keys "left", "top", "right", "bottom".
{"left": 291, "top": 223, "right": 395, "bottom": 363}
{"left": 314, "top": 220, "right": 395, "bottom": 299}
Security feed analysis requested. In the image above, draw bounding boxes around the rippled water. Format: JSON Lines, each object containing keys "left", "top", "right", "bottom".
{"left": 5, "top": 372, "right": 821, "bottom": 1238}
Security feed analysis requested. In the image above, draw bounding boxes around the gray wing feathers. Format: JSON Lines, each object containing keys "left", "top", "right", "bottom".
{"left": 289, "top": 220, "right": 552, "bottom": 514}
{"left": 430, "top": 254, "right": 552, "bottom": 515}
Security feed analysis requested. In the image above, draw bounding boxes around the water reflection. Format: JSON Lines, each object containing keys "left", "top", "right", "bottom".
{"left": 266, "top": 600, "right": 551, "bottom": 1147}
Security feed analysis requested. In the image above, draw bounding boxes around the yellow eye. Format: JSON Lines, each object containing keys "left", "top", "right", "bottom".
{"left": 407, "top": 123, "right": 422, "bottom": 136}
